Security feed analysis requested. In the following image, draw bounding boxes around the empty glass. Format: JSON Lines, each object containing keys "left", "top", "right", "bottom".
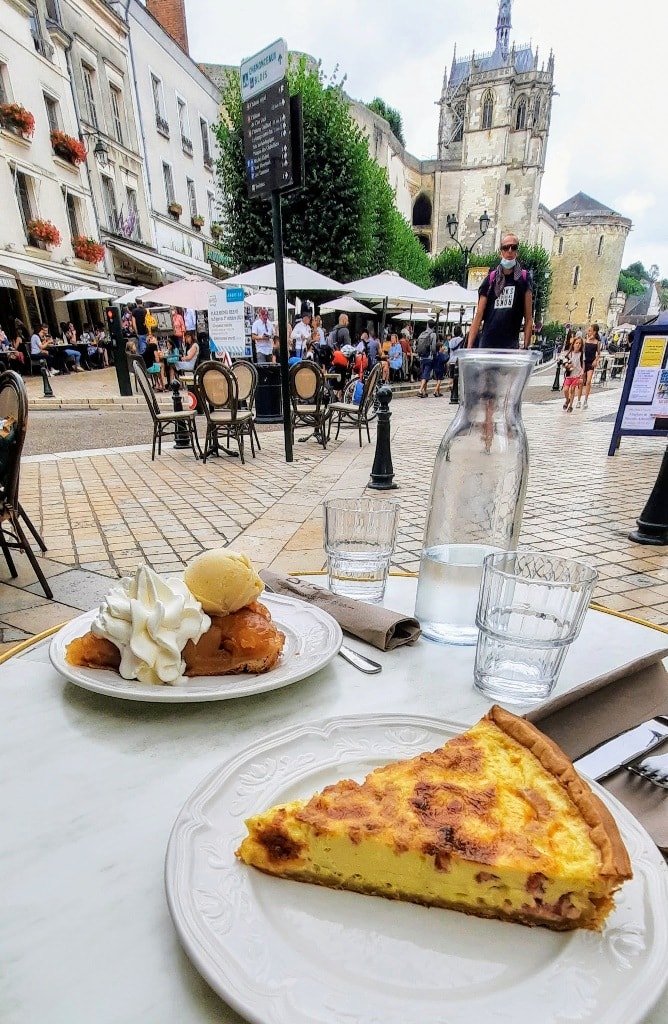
{"left": 323, "top": 497, "right": 399, "bottom": 603}
{"left": 474, "top": 551, "right": 598, "bottom": 704}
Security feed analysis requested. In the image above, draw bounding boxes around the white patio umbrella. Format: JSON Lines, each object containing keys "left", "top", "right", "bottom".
{"left": 244, "top": 290, "right": 294, "bottom": 309}
{"left": 391, "top": 309, "right": 434, "bottom": 322}
{"left": 425, "top": 281, "right": 479, "bottom": 307}
{"left": 114, "top": 286, "right": 152, "bottom": 305}
{"left": 319, "top": 294, "right": 374, "bottom": 315}
{"left": 57, "top": 286, "right": 114, "bottom": 302}
{"left": 136, "top": 276, "right": 226, "bottom": 308}
{"left": 225, "top": 258, "right": 349, "bottom": 292}
{"left": 344, "top": 270, "right": 431, "bottom": 306}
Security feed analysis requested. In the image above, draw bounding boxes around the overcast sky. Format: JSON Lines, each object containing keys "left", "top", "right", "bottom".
{"left": 187, "top": 0, "right": 665, "bottom": 277}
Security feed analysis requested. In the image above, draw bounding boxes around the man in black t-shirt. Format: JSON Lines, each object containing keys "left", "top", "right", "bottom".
{"left": 468, "top": 234, "right": 533, "bottom": 350}
{"left": 131, "top": 300, "right": 149, "bottom": 356}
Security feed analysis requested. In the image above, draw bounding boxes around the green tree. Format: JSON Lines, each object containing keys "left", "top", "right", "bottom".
{"left": 618, "top": 272, "right": 645, "bottom": 296}
{"left": 623, "top": 260, "right": 649, "bottom": 282}
{"left": 214, "top": 61, "right": 429, "bottom": 286}
{"left": 366, "top": 97, "right": 405, "bottom": 146}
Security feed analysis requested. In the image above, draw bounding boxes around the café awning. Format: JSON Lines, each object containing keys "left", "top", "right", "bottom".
{"left": 106, "top": 240, "right": 189, "bottom": 280}
{"left": 0, "top": 253, "right": 80, "bottom": 291}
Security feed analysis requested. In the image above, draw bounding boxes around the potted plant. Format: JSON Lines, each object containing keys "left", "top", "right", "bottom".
{"left": 50, "top": 130, "right": 87, "bottom": 165}
{"left": 210, "top": 221, "right": 222, "bottom": 239}
{"left": 72, "top": 235, "right": 105, "bottom": 264}
{"left": 27, "top": 218, "right": 61, "bottom": 247}
{"left": 0, "top": 102, "right": 35, "bottom": 137}
{"left": 191, "top": 214, "right": 204, "bottom": 229}
{"left": 168, "top": 202, "right": 182, "bottom": 218}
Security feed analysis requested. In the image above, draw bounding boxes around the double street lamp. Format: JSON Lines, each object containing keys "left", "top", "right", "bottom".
{"left": 446, "top": 210, "right": 491, "bottom": 287}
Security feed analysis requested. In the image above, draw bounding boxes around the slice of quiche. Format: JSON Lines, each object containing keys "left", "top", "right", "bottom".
{"left": 236, "top": 706, "right": 632, "bottom": 931}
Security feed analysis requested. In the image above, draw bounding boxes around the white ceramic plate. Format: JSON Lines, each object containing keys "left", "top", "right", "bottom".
{"left": 49, "top": 593, "right": 342, "bottom": 702}
{"left": 165, "top": 714, "right": 668, "bottom": 1024}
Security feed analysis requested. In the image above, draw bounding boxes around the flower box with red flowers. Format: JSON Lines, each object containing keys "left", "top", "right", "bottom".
{"left": 0, "top": 103, "right": 36, "bottom": 137}
{"left": 72, "top": 236, "right": 105, "bottom": 264}
{"left": 27, "top": 219, "right": 61, "bottom": 247}
{"left": 50, "top": 130, "right": 87, "bottom": 165}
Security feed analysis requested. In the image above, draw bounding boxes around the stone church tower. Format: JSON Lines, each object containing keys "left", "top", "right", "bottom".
{"left": 429, "top": 0, "right": 554, "bottom": 256}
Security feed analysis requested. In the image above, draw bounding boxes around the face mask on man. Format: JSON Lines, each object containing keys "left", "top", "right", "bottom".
{"left": 500, "top": 257, "right": 517, "bottom": 270}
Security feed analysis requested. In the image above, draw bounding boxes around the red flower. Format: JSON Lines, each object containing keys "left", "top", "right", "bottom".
{"left": 72, "top": 236, "right": 106, "bottom": 264}
{"left": 50, "top": 130, "right": 87, "bottom": 165}
{"left": 0, "top": 103, "right": 35, "bottom": 137}
{"left": 27, "top": 219, "right": 62, "bottom": 246}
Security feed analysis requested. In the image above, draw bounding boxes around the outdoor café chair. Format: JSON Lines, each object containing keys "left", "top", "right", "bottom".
{"left": 0, "top": 370, "right": 53, "bottom": 598}
{"left": 288, "top": 360, "right": 331, "bottom": 450}
{"left": 133, "top": 358, "right": 200, "bottom": 461}
{"left": 230, "top": 360, "right": 261, "bottom": 452}
{"left": 193, "top": 361, "right": 255, "bottom": 464}
{"left": 327, "top": 362, "right": 382, "bottom": 446}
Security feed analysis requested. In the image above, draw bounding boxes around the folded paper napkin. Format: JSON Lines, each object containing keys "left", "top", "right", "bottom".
{"left": 526, "top": 650, "right": 668, "bottom": 852}
{"left": 260, "top": 571, "right": 421, "bottom": 651}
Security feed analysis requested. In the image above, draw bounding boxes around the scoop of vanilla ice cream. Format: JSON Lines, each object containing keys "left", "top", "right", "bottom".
{"left": 91, "top": 565, "right": 211, "bottom": 686}
{"left": 183, "top": 549, "right": 263, "bottom": 615}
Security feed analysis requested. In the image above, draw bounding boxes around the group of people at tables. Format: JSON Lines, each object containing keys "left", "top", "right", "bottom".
{"left": 251, "top": 304, "right": 461, "bottom": 400}
{"left": 123, "top": 301, "right": 200, "bottom": 392}
{"left": 0, "top": 320, "right": 111, "bottom": 375}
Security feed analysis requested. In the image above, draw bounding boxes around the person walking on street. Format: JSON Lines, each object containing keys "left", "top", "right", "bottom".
{"left": 468, "top": 234, "right": 533, "bottom": 349}
{"left": 131, "top": 299, "right": 149, "bottom": 356}
{"left": 251, "top": 308, "right": 275, "bottom": 363}
{"left": 563, "top": 335, "right": 584, "bottom": 412}
{"left": 578, "top": 323, "right": 601, "bottom": 408}
{"left": 291, "top": 307, "right": 312, "bottom": 358}
{"left": 416, "top": 320, "right": 437, "bottom": 397}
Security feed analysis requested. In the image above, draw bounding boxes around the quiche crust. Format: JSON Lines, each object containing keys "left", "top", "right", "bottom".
{"left": 237, "top": 707, "right": 632, "bottom": 931}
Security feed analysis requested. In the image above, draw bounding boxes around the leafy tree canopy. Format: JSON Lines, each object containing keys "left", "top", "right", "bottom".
{"left": 618, "top": 272, "right": 645, "bottom": 296}
{"left": 214, "top": 61, "right": 428, "bottom": 286}
{"left": 366, "top": 98, "right": 405, "bottom": 146}
{"left": 430, "top": 243, "right": 552, "bottom": 322}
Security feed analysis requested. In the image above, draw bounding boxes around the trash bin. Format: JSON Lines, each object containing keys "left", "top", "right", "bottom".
{"left": 255, "top": 363, "right": 283, "bottom": 423}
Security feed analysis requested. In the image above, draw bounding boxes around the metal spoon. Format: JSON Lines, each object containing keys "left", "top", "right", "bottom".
{"left": 262, "top": 582, "right": 383, "bottom": 674}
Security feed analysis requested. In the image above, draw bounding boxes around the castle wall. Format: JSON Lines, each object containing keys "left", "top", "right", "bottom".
{"left": 548, "top": 216, "right": 630, "bottom": 328}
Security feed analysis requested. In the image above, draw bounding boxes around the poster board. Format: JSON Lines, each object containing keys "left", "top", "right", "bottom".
{"left": 207, "top": 287, "right": 246, "bottom": 360}
{"left": 608, "top": 323, "right": 668, "bottom": 455}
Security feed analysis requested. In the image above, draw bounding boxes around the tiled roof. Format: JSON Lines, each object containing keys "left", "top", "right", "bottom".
{"left": 551, "top": 192, "right": 620, "bottom": 217}
{"left": 450, "top": 45, "right": 534, "bottom": 88}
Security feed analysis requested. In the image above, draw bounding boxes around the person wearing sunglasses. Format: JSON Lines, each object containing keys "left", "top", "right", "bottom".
{"left": 467, "top": 234, "right": 533, "bottom": 350}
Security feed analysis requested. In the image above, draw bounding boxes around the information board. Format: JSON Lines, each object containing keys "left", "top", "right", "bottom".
{"left": 608, "top": 322, "right": 668, "bottom": 454}
{"left": 208, "top": 286, "right": 246, "bottom": 359}
{"left": 242, "top": 77, "right": 292, "bottom": 199}
{"left": 240, "top": 38, "right": 287, "bottom": 102}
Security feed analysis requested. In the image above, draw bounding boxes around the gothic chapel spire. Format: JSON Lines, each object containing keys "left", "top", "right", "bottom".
{"left": 496, "top": 0, "right": 512, "bottom": 60}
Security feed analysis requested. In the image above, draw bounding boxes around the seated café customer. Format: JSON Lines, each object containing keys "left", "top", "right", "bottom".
{"left": 30, "top": 324, "right": 58, "bottom": 373}
{"left": 388, "top": 333, "right": 403, "bottom": 382}
{"left": 175, "top": 336, "right": 199, "bottom": 375}
{"left": 7, "top": 332, "right": 26, "bottom": 372}
{"left": 59, "top": 322, "right": 82, "bottom": 371}
{"left": 82, "top": 323, "right": 104, "bottom": 369}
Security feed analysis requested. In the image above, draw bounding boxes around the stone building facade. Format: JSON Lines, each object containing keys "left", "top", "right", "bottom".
{"left": 548, "top": 193, "right": 631, "bottom": 329}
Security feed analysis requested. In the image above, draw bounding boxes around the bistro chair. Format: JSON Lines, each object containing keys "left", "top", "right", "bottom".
{"left": 327, "top": 362, "right": 382, "bottom": 446}
{"left": 133, "top": 359, "right": 200, "bottom": 461}
{"left": 288, "top": 360, "right": 331, "bottom": 449}
{"left": 230, "top": 360, "right": 261, "bottom": 452}
{"left": 193, "top": 361, "right": 255, "bottom": 464}
{"left": 0, "top": 370, "right": 53, "bottom": 598}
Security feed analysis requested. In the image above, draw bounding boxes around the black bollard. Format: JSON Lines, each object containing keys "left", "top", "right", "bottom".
{"left": 170, "top": 380, "right": 191, "bottom": 449}
{"left": 40, "top": 359, "right": 54, "bottom": 398}
{"left": 368, "top": 385, "right": 397, "bottom": 490}
{"left": 551, "top": 360, "right": 562, "bottom": 392}
{"left": 629, "top": 444, "right": 668, "bottom": 546}
{"left": 449, "top": 362, "right": 460, "bottom": 404}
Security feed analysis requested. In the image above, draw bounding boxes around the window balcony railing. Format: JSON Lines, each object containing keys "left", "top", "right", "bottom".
{"left": 155, "top": 115, "right": 169, "bottom": 137}
{"left": 181, "top": 134, "right": 193, "bottom": 155}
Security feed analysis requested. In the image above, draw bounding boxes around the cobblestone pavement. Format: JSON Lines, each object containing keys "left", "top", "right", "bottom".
{"left": 1, "top": 364, "right": 666, "bottom": 653}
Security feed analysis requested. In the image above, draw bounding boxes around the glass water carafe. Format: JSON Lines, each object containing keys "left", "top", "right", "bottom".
{"left": 415, "top": 349, "right": 534, "bottom": 645}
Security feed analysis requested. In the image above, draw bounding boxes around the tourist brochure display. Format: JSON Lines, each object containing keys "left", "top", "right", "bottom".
{"left": 608, "top": 318, "right": 668, "bottom": 454}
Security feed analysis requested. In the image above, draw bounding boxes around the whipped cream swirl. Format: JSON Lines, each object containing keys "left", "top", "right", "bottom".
{"left": 91, "top": 566, "right": 211, "bottom": 685}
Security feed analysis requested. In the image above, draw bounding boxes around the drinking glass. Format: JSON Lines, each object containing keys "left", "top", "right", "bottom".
{"left": 323, "top": 497, "right": 399, "bottom": 603}
{"left": 474, "top": 551, "right": 598, "bottom": 704}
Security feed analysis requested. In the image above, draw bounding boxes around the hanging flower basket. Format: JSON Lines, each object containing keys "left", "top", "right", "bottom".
{"left": 191, "top": 214, "right": 205, "bottom": 229}
{"left": 72, "top": 235, "right": 105, "bottom": 264}
{"left": 168, "top": 202, "right": 182, "bottom": 218}
{"left": 27, "top": 218, "right": 61, "bottom": 247}
{"left": 50, "top": 130, "right": 87, "bottom": 165}
{"left": 0, "top": 103, "right": 35, "bottom": 137}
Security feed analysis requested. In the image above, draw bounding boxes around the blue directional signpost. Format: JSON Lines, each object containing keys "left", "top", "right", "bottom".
{"left": 241, "top": 38, "right": 302, "bottom": 462}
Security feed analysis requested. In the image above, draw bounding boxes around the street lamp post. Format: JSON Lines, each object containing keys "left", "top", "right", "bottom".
{"left": 446, "top": 210, "right": 491, "bottom": 287}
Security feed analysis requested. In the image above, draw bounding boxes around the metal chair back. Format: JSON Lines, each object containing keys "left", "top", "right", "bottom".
{"left": 0, "top": 370, "right": 27, "bottom": 511}
{"left": 231, "top": 360, "right": 258, "bottom": 408}
{"left": 133, "top": 358, "right": 161, "bottom": 418}
{"left": 290, "top": 360, "right": 327, "bottom": 410}
{"left": 194, "top": 361, "right": 238, "bottom": 417}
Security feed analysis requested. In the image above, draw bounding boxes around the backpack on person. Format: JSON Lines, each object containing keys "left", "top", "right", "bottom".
{"left": 416, "top": 328, "right": 436, "bottom": 357}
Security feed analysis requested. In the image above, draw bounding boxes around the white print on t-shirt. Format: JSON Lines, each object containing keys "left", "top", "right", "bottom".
{"left": 493, "top": 286, "right": 515, "bottom": 310}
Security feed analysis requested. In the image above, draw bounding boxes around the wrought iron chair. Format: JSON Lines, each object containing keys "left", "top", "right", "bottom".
{"left": 327, "top": 362, "right": 382, "bottom": 446}
{"left": 288, "top": 360, "right": 331, "bottom": 449}
{"left": 230, "top": 359, "right": 261, "bottom": 452}
{"left": 133, "top": 359, "right": 200, "bottom": 460}
{"left": 0, "top": 370, "right": 52, "bottom": 598}
{"left": 193, "top": 361, "right": 255, "bottom": 464}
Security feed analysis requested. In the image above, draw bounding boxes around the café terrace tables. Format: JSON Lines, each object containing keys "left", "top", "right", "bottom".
{"left": 1, "top": 577, "right": 667, "bottom": 1023}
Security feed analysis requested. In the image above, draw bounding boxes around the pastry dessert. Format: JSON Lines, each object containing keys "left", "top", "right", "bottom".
{"left": 66, "top": 550, "right": 285, "bottom": 684}
{"left": 237, "top": 706, "right": 632, "bottom": 931}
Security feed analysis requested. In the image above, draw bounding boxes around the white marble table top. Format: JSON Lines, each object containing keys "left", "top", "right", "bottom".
{"left": 1, "top": 578, "right": 667, "bottom": 1023}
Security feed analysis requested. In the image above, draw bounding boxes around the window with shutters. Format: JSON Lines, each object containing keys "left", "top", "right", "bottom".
{"left": 199, "top": 116, "right": 212, "bottom": 166}
{"left": 186, "top": 178, "right": 197, "bottom": 218}
{"left": 64, "top": 191, "right": 81, "bottom": 237}
{"left": 82, "top": 63, "right": 98, "bottom": 126}
{"left": 0, "top": 64, "right": 9, "bottom": 104}
{"left": 109, "top": 85, "right": 123, "bottom": 144}
{"left": 43, "top": 93, "right": 60, "bottom": 132}
{"left": 151, "top": 73, "right": 168, "bottom": 135}
{"left": 14, "top": 171, "right": 35, "bottom": 235}
{"left": 101, "top": 174, "right": 119, "bottom": 231}
{"left": 162, "top": 162, "right": 175, "bottom": 206}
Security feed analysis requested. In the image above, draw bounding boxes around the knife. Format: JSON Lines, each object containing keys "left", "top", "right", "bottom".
{"left": 573, "top": 717, "right": 668, "bottom": 781}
